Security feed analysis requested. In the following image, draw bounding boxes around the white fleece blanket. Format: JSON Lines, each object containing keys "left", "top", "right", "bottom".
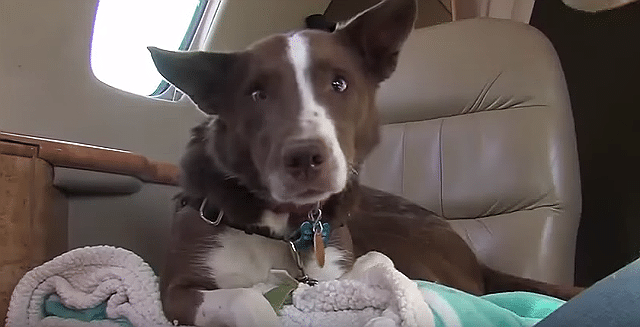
{"left": 280, "top": 251, "right": 432, "bottom": 327}
{"left": 6, "top": 246, "right": 172, "bottom": 327}
{"left": 6, "top": 246, "right": 429, "bottom": 327}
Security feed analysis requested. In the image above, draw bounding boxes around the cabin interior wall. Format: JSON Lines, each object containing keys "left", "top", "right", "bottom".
{"left": 67, "top": 184, "right": 179, "bottom": 273}
{"left": 0, "top": 0, "right": 204, "bottom": 164}
{"left": 205, "top": 0, "right": 331, "bottom": 51}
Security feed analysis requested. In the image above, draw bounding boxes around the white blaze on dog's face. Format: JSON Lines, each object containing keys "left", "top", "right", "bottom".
{"left": 261, "top": 32, "right": 349, "bottom": 204}
{"left": 149, "top": 0, "right": 417, "bottom": 205}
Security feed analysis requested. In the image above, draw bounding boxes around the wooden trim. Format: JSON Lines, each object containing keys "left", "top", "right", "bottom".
{"left": 0, "top": 140, "right": 38, "bottom": 158}
{"left": 0, "top": 131, "right": 179, "bottom": 186}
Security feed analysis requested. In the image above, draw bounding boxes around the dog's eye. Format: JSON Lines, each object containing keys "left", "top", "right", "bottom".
{"left": 331, "top": 76, "right": 347, "bottom": 93}
{"left": 251, "top": 89, "right": 267, "bottom": 102}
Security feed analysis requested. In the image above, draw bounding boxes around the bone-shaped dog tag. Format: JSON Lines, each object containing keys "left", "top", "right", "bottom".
{"left": 314, "top": 231, "right": 325, "bottom": 268}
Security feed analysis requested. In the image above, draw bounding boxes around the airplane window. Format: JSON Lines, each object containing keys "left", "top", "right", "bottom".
{"left": 90, "top": 0, "right": 208, "bottom": 97}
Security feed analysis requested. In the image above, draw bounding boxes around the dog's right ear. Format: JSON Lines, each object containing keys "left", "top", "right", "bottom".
{"left": 148, "top": 47, "right": 241, "bottom": 115}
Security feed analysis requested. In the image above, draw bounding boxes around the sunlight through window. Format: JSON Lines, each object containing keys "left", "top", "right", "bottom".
{"left": 90, "top": 0, "right": 205, "bottom": 97}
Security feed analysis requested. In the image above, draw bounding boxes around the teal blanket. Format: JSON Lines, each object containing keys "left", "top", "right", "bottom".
{"left": 416, "top": 281, "right": 564, "bottom": 326}
{"left": 44, "top": 294, "right": 133, "bottom": 326}
{"left": 44, "top": 281, "right": 563, "bottom": 326}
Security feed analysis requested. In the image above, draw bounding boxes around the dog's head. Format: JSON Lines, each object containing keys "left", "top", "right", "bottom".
{"left": 150, "top": 0, "right": 416, "bottom": 206}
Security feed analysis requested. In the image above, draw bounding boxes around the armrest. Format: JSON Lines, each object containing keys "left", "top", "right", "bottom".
{"left": 53, "top": 167, "right": 143, "bottom": 195}
{"left": 0, "top": 131, "right": 179, "bottom": 187}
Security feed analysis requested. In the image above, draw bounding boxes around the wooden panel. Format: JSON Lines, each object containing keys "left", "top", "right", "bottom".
{"left": 0, "top": 151, "right": 68, "bottom": 321}
{"left": 0, "top": 153, "right": 35, "bottom": 320}
{"left": 0, "top": 131, "right": 179, "bottom": 186}
{"left": 32, "top": 158, "right": 68, "bottom": 262}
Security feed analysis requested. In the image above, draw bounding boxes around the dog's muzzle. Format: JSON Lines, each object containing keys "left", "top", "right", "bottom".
{"left": 282, "top": 138, "right": 329, "bottom": 183}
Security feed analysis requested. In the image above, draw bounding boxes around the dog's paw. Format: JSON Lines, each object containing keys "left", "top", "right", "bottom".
{"left": 341, "top": 251, "right": 394, "bottom": 280}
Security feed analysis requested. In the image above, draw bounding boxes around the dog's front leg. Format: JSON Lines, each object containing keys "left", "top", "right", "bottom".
{"left": 195, "top": 288, "right": 282, "bottom": 327}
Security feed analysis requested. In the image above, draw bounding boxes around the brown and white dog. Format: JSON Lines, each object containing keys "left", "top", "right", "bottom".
{"left": 148, "top": 0, "right": 582, "bottom": 325}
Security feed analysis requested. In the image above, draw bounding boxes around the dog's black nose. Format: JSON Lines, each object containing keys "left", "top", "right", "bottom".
{"left": 282, "top": 139, "right": 328, "bottom": 182}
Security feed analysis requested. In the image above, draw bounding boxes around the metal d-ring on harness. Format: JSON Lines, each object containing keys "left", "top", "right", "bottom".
{"left": 199, "top": 198, "right": 223, "bottom": 226}
{"left": 198, "top": 197, "right": 323, "bottom": 286}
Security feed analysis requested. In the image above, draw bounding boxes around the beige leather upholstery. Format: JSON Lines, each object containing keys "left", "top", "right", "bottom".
{"left": 360, "top": 18, "right": 581, "bottom": 285}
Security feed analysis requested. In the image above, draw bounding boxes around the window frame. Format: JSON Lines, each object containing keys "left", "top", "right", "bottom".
{"left": 149, "top": 0, "right": 210, "bottom": 99}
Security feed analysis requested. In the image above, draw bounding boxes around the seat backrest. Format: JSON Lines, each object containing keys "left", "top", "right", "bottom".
{"left": 360, "top": 18, "right": 581, "bottom": 285}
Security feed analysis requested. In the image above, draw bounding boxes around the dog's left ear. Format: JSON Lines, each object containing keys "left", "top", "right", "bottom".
{"left": 148, "top": 47, "right": 243, "bottom": 115}
{"left": 336, "top": 0, "right": 417, "bottom": 83}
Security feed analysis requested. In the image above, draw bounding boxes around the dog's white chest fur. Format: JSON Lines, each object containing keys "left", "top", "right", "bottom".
{"left": 205, "top": 211, "right": 348, "bottom": 289}
{"left": 206, "top": 229, "right": 293, "bottom": 289}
